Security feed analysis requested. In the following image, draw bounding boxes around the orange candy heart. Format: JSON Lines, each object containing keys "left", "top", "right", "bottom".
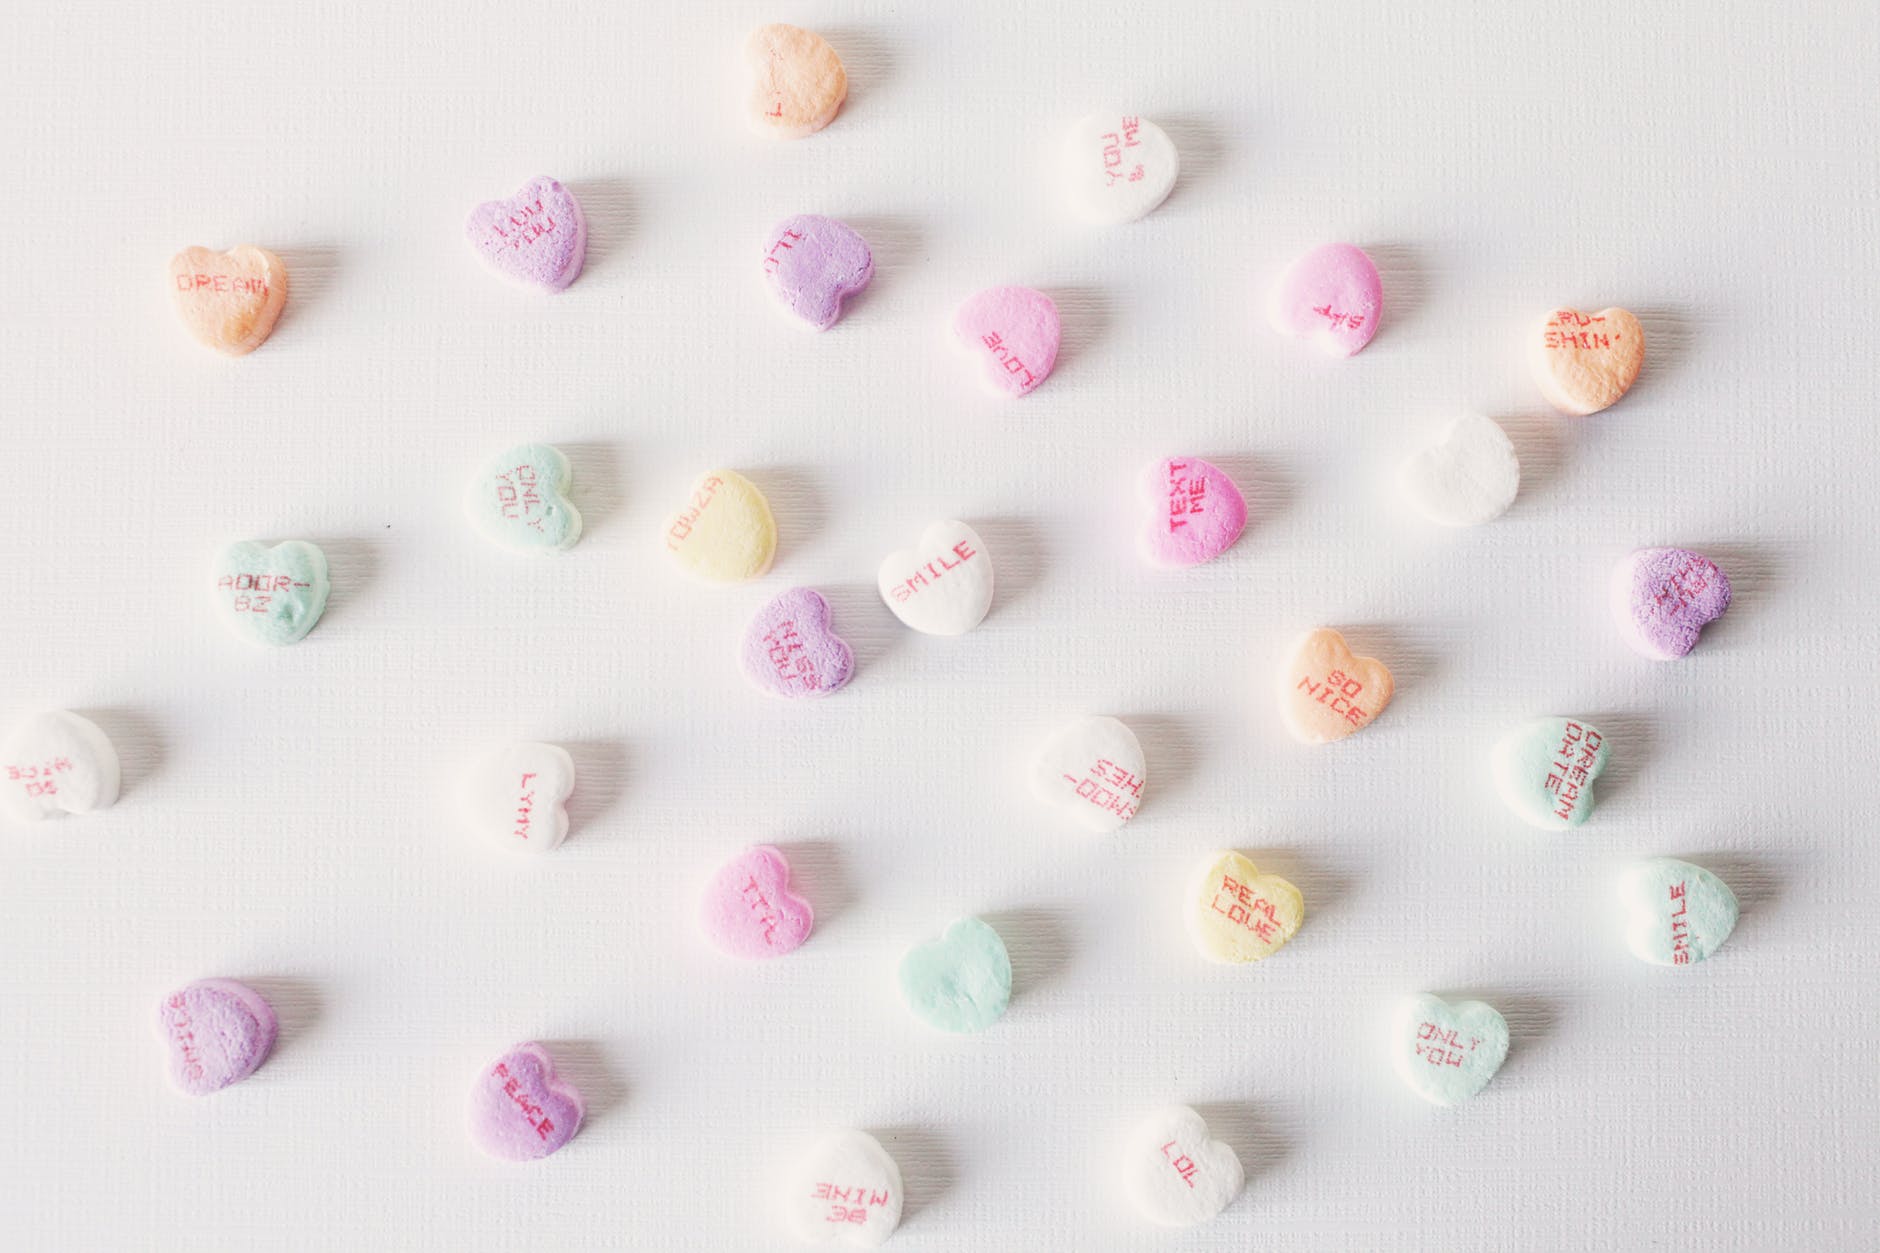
{"left": 168, "top": 245, "right": 287, "bottom": 356}
{"left": 1277, "top": 628, "right": 1393, "bottom": 744}
{"left": 1530, "top": 306, "right": 1644, "bottom": 415}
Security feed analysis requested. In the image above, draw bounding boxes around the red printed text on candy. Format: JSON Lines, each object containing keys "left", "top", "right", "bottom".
{"left": 1295, "top": 669, "right": 1370, "bottom": 727}
{"left": 1060, "top": 757, "right": 1141, "bottom": 821}
{"left": 1413, "top": 1020, "right": 1485, "bottom": 1069}
{"left": 885, "top": 539, "right": 979, "bottom": 603}
{"left": 811, "top": 1182, "right": 892, "bottom": 1227}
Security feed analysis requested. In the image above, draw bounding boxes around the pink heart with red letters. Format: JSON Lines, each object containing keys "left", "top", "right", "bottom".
{"left": 1136, "top": 457, "right": 1248, "bottom": 567}
{"left": 951, "top": 287, "right": 1060, "bottom": 397}
{"left": 700, "top": 845, "right": 815, "bottom": 959}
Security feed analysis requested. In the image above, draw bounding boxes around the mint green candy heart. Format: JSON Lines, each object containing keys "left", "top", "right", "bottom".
{"left": 212, "top": 540, "right": 329, "bottom": 646}
{"left": 1621, "top": 858, "right": 1738, "bottom": 966}
{"left": 1491, "top": 716, "right": 1610, "bottom": 830}
{"left": 1392, "top": 993, "right": 1509, "bottom": 1106}
{"left": 464, "top": 443, "right": 582, "bottom": 553}
{"left": 898, "top": 916, "right": 1011, "bottom": 1034}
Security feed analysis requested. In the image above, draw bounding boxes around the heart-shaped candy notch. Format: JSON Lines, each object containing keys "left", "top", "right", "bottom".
{"left": 1029, "top": 715, "right": 1145, "bottom": 833}
{"left": 0, "top": 711, "right": 120, "bottom": 822}
{"left": 157, "top": 979, "right": 277, "bottom": 1096}
{"left": 701, "top": 845, "right": 814, "bottom": 959}
{"left": 212, "top": 540, "right": 330, "bottom": 646}
{"left": 1620, "top": 858, "right": 1738, "bottom": 967}
{"left": 464, "top": 443, "right": 582, "bottom": 553}
{"left": 661, "top": 469, "right": 777, "bottom": 584}
{"left": 465, "top": 176, "right": 587, "bottom": 292}
{"left": 468, "top": 1042, "right": 584, "bottom": 1162}
{"left": 763, "top": 215, "right": 873, "bottom": 331}
{"left": 169, "top": 245, "right": 288, "bottom": 355}
{"left": 1397, "top": 415, "right": 1520, "bottom": 527}
{"left": 1060, "top": 111, "right": 1180, "bottom": 225}
{"left": 1392, "top": 993, "right": 1509, "bottom": 1107}
{"left": 1137, "top": 457, "right": 1247, "bottom": 567}
{"left": 1186, "top": 851, "right": 1304, "bottom": 964}
{"left": 1611, "top": 547, "right": 1731, "bottom": 660}
{"left": 462, "top": 742, "right": 574, "bottom": 854}
{"left": 1532, "top": 306, "right": 1644, "bottom": 415}
{"left": 1278, "top": 629, "right": 1393, "bottom": 744}
{"left": 745, "top": 23, "right": 846, "bottom": 139}
{"left": 1121, "top": 1105, "right": 1244, "bottom": 1228}
{"left": 877, "top": 520, "right": 993, "bottom": 636}
{"left": 898, "top": 916, "right": 1012, "bottom": 1034}
{"left": 782, "top": 1129, "right": 904, "bottom": 1247}
{"left": 951, "top": 287, "right": 1060, "bottom": 397}
{"left": 741, "top": 588, "right": 854, "bottom": 698}
{"left": 1491, "top": 717, "right": 1609, "bottom": 830}
{"left": 1268, "top": 243, "right": 1382, "bottom": 357}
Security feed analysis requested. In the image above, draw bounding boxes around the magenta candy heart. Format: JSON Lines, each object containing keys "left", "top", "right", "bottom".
{"left": 1612, "top": 547, "right": 1732, "bottom": 659}
{"left": 465, "top": 176, "right": 587, "bottom": 291}
{"left": 952, "top": 286, "right": 1060, "bottom": 397}
{"left": 762, "top": 215, "right": 873, "bottom": 330}
{"left": 1268, "top": 243, "right": 1382, "bottom": 356}
{"left": 1138, "top": 457, "right": 1248, "bottom": 567}
{"left": 741, "top": 587, "right": 854, "bottom": 698}
{"left": 468, "top": 1043, "right": 584, "bottom": 1162}
{"left": 700, "top": 845, "right": 815, "bottom": 959}
{"left": 157, "top": 979, "right": 278, "bottom": 1096}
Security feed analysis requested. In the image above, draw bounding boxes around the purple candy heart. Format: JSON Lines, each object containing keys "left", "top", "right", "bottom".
{"left": 157, "top": 979, "right": 278, "bottom": 1096}
{"left": 468, "top": 1043, "right": 584, "bottom": 1162}
{"left": 741, "top": 587, "right": 854, "bottom": 698}
{"left": 466, "top": 176, "right": 587, "bottom": 292}
{"left": 761, "top": 214, "right": 874, "bottom": 330}
{"left": 1612, "top": 547, "right": 1732, "bottom": 659}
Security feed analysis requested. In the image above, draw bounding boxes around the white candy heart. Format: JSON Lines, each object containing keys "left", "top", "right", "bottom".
{"left": 1391, "top": 993, "right": 1509, "bottom": 1107}
{"left": 1060, "top": 111, "right": 1179, "bottom": 225}
{"left": 461, "top": 742, "right": 574, "bottom": 854}
{"left": 782, "top": 1129, "right": 904, "bottom": 1247}
{"left": 1029, "top": 715, "right": 1144, "bottom": 833}
{"left": 1397, "top": 415, "right": 1520, "bottom": 526}
{"left": 0, "top": 711, "right": 119, "bottom": 822}
{"left": 876, "top": 520, "right": 994, "bottom": 636}
{"left": 1121, "top": 1105, "right": 1243, "bottom": 1228}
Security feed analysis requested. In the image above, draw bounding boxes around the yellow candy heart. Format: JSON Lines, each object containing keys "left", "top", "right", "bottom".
{"left": 1185, "top": 851, "right": 1303, "bottom": 963}
{"left": 661, "top": 470, "right": 776, "bottom": 584}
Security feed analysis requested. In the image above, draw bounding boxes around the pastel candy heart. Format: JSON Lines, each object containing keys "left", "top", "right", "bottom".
{"left": 1612, "top": 547, "right": 1732, "bottom": 660}
{"left": 1532, "top": 306, "right": 1644, "bottom": 415}
{"left": 1491, "top": 717, "right": 1610, "bottom": 830}
{"left": 741, "top": 588, "right": 854, "bottom": 698}
{"left": 876, "top": 520, "right": 993, "bottom": 636}
{"left": 0, "top": 710, "right": 119, "bottom": 822}
{"left": 1121, "top": 1105, "right": 1244, "bottom": 1228}
{"left": 1392, "top": 993, "right": 1509, "bottom": 1107}
{"left": 1029, "top": 715, "right": 1144, "bottom": 833}
{"left": 157, "top": 979, "right": 277, "bottom": 1096}
{"left": 465, "top": 176, "right": 587, "bottom": 292}
{"left": 462, "top": 742, "right": 574, "bottom": 854}
{"left": 464, "top": 443, "right": 582, "bottom": 553}
{"left": 951, "top": 287, "right": 1060, "bottom": 397}
{"left": 1137, "top": 457, "right": 1247, "bottom": 567}
{"left": 898, "top": 916, "right": 1011, "bottom": 1034}
{"left": 1397, "top": 415, "right": 1520, "bottom": 527}
{"left": 1278, "top": 629, "right": 1393, "bottom": 744}
{"left": 763, "top": 215, "right": 873, "bottom": 330}
{"left": 212, "top": 540, "right": 330, "bottom": 646}
{"left": 1060, "top": 111, "right": 1179, "bottom": 225}
{"left": 1267, "top": 243, "right": 1382, "bottom": 357}
{"left": 168, "top": 245, "right": 287, "bottom": 355}
{"left": 746, "top": 24, "right": 846, "bottom": 139}
{"left": 782, "top": 1129, "right": 904, "bottom": 1247}
{"left": 1620, "top": 858, "right": 1738, "bottom": 967}
{"left": 468, "top": 1042, "right": 584, "bottom": 1162}
{"left": 661, "top": 469, "right": 777, "bottom": 584}
{"left": 1185, "top": 851, "right": 1303, "bottom": 964}
{"left": 701, "top": 845, "right": 814, "bottom": 959}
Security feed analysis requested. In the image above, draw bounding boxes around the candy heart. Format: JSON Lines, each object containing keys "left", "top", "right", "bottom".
{"left": 1277, "top": 629, "right": 1393, "bottom": 744}
{"left": 465, "top": 176, "right": 587, "bottom": 292}
{"left": 951, "top": 287, "right": 1060, "bottom": 398}
{"left": 1137, "top": 457, "right": 1247, "bottom": 567}
{"left": 1121, "top": 1105, "right": 1244, "bottom": 1228}
{"left": 661, "top": 470, "right": 777, "bottom": 584}
{"left": 0, "top": 711, "right": 119, "bottom": 822}
{"left": 762, "top": 215, "right": 873, "bottom": 330}
{"left": 461, "top": 742, "right": 574, "bottom": 854}
{"left": 741, "top": 587, "right": 854, "bottom": 698}
{"left": 1185, "top": 851, "right": 1303, "bottom": 964}
{"left": 1391, "top": 993, "right": 1509, "bottom": 1107}
{"left": 1531, "top": 306, "right": 1644, "bottom": 415}
{"left": 1491, "top": 717, "right": 1609, "bottom": 831}
{"left": 701, "top": 845, "right": 814, "bottom": 959}
{"left": 1397, "top": 415, "right": 1520, "bottom": 527}
{"left": 156, "top": 979, "right": 277, "bottom": 1096}
{"left": 898, "top": 916, "right": 1011, "bottom": 1034}
{"left": 468, "top": 1042, "right": 584, "bottom": 1162}
{"left": 1029, "top": 715, "right": 1144, "bottom": 833}
{"left": 168, "top": 245, "right": 287, "bottom": 356}
{"left": 745, "top": 23, "right": 846, "bottom": 139}
{"left": 1060, "top": 111, "right": 1179, "bottom": 225}
{"left": 1619, "top": 858, "right": 1738, "bottom": 967}
{"left": 782, "top": 1129, "right": 904, "bottom": 1247}
{"left": 211, "top": 540, "right": 330, "bottom": 646}
{"left": 1267, "top": 243, "right": 1382, "bottom": 357}
{"left": 876, "top": 520, "right": 993, "bottom": 636}
{"left": 464, "top": 443, "right": 582, "bottom": 553}
{"left": 1611, "top": 547, "right": 1732, "bottom": 660}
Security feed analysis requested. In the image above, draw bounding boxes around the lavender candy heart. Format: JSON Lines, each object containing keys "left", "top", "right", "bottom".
{"left": 740, "top": 587, "right": 855, "bottom": 698}
{"left": 468, "top": 1043, "right": 585, "bottom": 1162}
{"left": 1611, "top": 547, "right": 1733, "bottom": 660}
{"left": 157, "top": 979, "right": 278, "bottom": 1096}
{"left": 465, "top": 176, "right": 587, "bottom": 292}
{"left": 761, "top": 215, "right": 873, "bottom": 330}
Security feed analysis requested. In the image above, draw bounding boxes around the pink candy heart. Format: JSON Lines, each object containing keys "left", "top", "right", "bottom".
{"left": 468, "top": 1042, "right": 584, "bottom": 1162}
{"left": 157, "top": 978, "right": 278, "bottom": 1096}
{"left": 700, "top": 845, "right": 815, "bottom": 959}
{"left": 741, "top": 587, "right": 855, "bottom": 698}
{"left": 465, "top": 176, "right": 587, "bottom": 292}
{"left": 762, "top": 214, "right": 873, "bottom": 330}
{"left": 952, "top": 286, "right": 1060, "bottom": 397}
{"left": 1137, "top": 457, "right": 1248, "bottom": 567}
{"left": 1267, "top": 243, "right": 1382, "bottom": 356}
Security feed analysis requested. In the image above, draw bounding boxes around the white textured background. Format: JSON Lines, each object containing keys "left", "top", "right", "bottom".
{"left": 2, "top": 2, "right": 1876, "bottom": 1249}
